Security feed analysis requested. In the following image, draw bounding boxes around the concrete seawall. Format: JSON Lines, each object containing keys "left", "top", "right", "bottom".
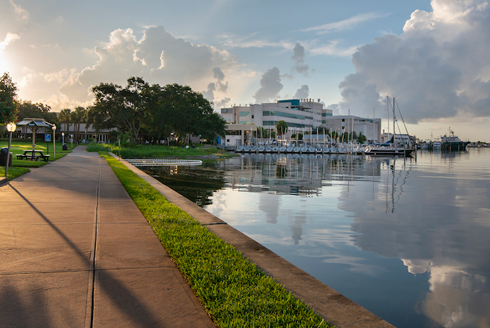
{"left": 116, "top": 155, "right": 395, "bottom": 328}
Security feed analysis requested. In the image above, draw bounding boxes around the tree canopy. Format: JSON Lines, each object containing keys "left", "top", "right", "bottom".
{"left": 88, "top": 77, "right": 226, "bottom": 144}
{"left": 0, "top": 72, "right": 19, "bottom": 124}
{"left": 17, "top": 101, "right": 57, "bottom": 123}
{"left": 276, "top": 120, "right": 288, "bottom": 136}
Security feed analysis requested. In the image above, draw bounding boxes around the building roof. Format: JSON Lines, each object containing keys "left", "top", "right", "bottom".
{"left": 16, "top": 118, "right": 54, "bottom": 128}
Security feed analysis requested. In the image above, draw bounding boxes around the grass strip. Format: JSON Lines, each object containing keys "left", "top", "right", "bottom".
{"left": 0, "top": 166, "right": 30, "bottom": 180}
{"left": 87, "top": 142, "right": 233, "bottom": 159}
{"left": 101, "top": 152, "right": 332, "bottom": 328}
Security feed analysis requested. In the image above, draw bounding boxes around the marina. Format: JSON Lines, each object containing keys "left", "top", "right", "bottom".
{"left": 143, "top": 148, "right": 490, "bottom": 328}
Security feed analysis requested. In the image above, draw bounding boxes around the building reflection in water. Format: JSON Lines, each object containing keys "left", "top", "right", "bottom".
{"left": 145, "top": 150, "right": 490, "bottom": 328}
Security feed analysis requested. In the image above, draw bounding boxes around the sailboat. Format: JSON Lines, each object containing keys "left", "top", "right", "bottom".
{"left": 365, "top": 96, "right": 415, "bottom": 157}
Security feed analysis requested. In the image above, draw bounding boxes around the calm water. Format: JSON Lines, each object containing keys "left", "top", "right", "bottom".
{"left": 144, "top": 149, "right": 490, "bottom": 328}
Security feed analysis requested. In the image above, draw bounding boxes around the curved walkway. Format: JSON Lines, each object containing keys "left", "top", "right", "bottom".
{"left": 0, "top": 146, "right": 214, "bottom": 328}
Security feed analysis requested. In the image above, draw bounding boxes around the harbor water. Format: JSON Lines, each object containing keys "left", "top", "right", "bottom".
{"left": 143, "top": 149, "right": 490, "bottom": 328}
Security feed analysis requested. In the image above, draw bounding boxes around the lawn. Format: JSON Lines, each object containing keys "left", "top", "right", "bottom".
{"left": 86, "top": 142, "right": 233, "bottom": 159}
{"left": 0, "top": 140, "right": 75, "bottom": 179}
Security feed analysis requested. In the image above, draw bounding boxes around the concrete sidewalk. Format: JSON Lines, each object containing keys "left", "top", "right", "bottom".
{"left": 0, "top": 147, "right": 215, "bottom": 328}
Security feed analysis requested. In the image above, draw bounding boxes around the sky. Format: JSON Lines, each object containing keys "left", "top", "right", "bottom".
{"left": 1, "top": 0, "right": 489, "bottom": 141}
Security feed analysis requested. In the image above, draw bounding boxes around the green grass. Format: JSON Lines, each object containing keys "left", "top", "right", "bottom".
{"left": 0, "top": 166, "right": 30, "bottom": 180}
{"left": 0, "top": 140, "right": 75, "bottom": 181}
{"left": 101, "top": 152, "right": 332, "bottom": 328}
{"left": 0, "top": 141, "right": 74, "bottom": 167}
{"left": 87, "top": 142, "right": 232, "bottom": 159}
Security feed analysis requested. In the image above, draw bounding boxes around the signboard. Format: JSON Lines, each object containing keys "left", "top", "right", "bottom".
{"left": 44, "top": 134, "right": 51, "bottom": 142}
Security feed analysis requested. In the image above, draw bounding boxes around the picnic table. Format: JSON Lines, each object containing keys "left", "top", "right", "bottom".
{"left": 16, "top": 150, "right": 50, "bottom": 162}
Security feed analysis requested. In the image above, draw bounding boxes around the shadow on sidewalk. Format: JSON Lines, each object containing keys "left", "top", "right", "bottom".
{"left": 1, "top": 183, "right": 165, "bottom": 328}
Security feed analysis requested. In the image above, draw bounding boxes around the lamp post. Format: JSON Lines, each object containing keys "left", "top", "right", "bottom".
{"left": 52, "top": 125, "right": 56, "bottom": 160}
{"left": 62, "top": 132, "right": 65, "bottom": 145}
{"left": 5, "top": 122, "right": 16, "bottom": 179}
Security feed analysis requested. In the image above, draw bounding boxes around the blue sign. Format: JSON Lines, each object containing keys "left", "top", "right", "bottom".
{"left": 44, "top": 134, "right": 51, "bottom": 142}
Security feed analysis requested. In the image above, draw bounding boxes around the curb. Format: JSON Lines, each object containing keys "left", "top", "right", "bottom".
{"left": 110, "top": 153, "right": 395, "bottom": 328}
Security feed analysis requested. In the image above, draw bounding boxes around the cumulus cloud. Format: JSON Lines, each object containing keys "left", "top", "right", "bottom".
{"left": 202, "top": 82, "right": 216, "bottom": 101}
{"left": 332, "top": 0, "right": 490, "bottom": 123}
{"left": 202, "top": 67, "right": 230, "bottom": 109}
{"left": 59, "top": 26, "right": 239, "bottom": 104}
{"left": 291, "top": 43, "right": 309, "bottom": 76}
{"left": 253, "top": 67, "right": 283, "bottom": 103}
{"left": 213, "top": 67, "right": 228, "bottom": 92}
{"left": 294, "top": 85, "right": 309, "bottom": 99}
{"left": 0, "top": 33, "right": 20, "bottom": 50}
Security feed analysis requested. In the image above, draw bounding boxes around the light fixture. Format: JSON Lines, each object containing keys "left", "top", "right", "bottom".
{"left": 5, "top": 122, "right": 16, "bottom": 179}
{"left": 6, "top": 122, "right": 16, "bottom": 132}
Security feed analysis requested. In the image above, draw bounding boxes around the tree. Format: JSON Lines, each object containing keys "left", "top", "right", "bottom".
{"left": 358, "top": 132, "right": 367, "bottom": 144}
{"left": 0, "top": 72, "right": 19, "bottom": 124}
{"left": 147, "top": 83, "right": 224, "bottom": 143}
{"left": 276, "top": 120, "right": 288, "bottom": 137}
{"left": 58, "top": 109, "right": 72, "bottom": 134}
{"left": 315, "top": 126, "right": 330, "bottom": 135}
{"left": 90, "top": 77, "right": 150, "bottom": 144}
{"left": 17, "top": 101, "right": 54, "bottom": 122}
{"left": 89, "top": 77, "right": 226, "bottom": 145}
{"left": 71, "top": 107, "right": 87, "bottom": 141}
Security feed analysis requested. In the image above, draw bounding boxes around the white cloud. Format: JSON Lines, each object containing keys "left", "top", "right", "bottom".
{"left": 253, "top": 67, "right": 283, "bottom": 103}
{"left": 332, "top": 0, "right": 490, "bottom": 123}
{"left": 302, "top": 12, "right": 390, "bottom": 34}
{"left": 0, "top": 33, "right": 20, "bottom": 50}
{"left": 58, "top": 26, "right": 243, "bottom": 106}
{"left": 291, "top": 43, "right": 309, "bottom": 76}
{"left": 218, "top": 33, "right": 295, "bottom": 50}
{"left": 310, "top": 40, "right": 359, "bottom": 57}
{"left": 9, "top": 0, "right": 29, "bottom": 22}
{"left": 294, "top": 85, "right": 309, "bottom": 99}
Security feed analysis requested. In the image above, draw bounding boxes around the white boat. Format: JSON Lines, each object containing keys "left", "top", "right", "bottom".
{"left": 365, "top": 97, "right": 415, "bottom": 157}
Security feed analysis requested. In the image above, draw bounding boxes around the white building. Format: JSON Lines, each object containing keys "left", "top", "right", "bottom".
{"left": 219, "top": 99, "right": 382, "bottom": 143}
{"left": 220, "top": 99, "right": 331, "bottom": 131}
{"left": 322, "top": 115, "right": 382, "bottom": 143}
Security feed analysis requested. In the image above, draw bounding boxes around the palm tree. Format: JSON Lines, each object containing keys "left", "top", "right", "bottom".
{"left": 58, "top": 109, "right": 72, "bottom": 136}
{"left": 275, "top": 120, "right": 288, "bottom": 138}
{"left": 71, "top": 107, "right": 87, "bottom": 142}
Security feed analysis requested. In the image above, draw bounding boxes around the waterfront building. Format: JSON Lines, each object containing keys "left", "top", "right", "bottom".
{"left": 220, "top": 99, "right": 330, "bottom": 130}
{"left": 219, "top": 99, "right": 382, "bottom": 144}
{"left": 322, "top": 115, "right": 382, "bottom": 144}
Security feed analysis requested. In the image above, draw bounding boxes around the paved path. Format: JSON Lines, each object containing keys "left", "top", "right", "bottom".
{"left": 0, "top": 147, "right": 215, "bottom": 328}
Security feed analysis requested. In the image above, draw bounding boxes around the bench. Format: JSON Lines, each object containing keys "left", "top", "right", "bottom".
{"left": 15, "top": 152, "right": 50, "bottom": 162}
{"left": 39, "top": 154, "right": 50, "bottom": 162}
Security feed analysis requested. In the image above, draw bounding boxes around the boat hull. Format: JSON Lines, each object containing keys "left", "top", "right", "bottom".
{"left": 365, "top": 148, "right": 414, "bottom": 157}
{"left": 441, "top": 142, "right": 469, "bottom": 151}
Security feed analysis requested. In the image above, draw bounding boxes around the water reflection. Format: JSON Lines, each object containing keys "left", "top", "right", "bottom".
{"left": 347, "top": 152, "right": 490, "bottom": 328}
{"left": 145, "top": 164, "right": 226, "bottom": 206}
{"left": 142, "top": 150, "right": 490, "bottom": 328}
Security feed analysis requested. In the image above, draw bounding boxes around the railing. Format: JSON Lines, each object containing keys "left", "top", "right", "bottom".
{"left": 124, "top": 159, "right": 202, "bottom": 166}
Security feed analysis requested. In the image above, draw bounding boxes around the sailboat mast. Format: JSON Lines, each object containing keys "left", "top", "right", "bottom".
{"left": 386, "top": 96, "right": 390, "bottom": 141}
{"left": 393, "top": 97, "right": 396, "bottom": 146}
